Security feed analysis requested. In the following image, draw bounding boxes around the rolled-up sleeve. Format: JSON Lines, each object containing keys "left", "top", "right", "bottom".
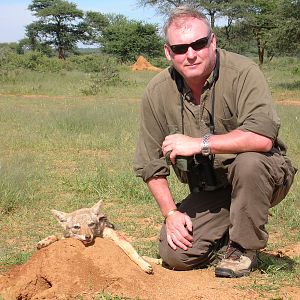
{"left": 235, "top": 64, "right": 280, "bottom": 141}
{"left": 133, "top": 82, "right": 170, "bottom": 182}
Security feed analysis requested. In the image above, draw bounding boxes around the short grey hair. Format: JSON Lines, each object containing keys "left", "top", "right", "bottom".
{"left": 163, "top": 5, "right": 211, "bottom": 44}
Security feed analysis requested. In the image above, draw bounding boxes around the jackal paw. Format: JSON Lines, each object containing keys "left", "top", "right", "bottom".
{"left": 140, "top": 260, "right": 154, "bottom": 274}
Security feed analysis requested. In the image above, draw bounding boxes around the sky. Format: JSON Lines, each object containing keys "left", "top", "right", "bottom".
{"left": 0, "top": 0, "right": 164, "bottom": 43}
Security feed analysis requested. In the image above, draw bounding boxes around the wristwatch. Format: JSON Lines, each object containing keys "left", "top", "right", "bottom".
{"left": 201, "top": 133, "right": 212, "bottom": 156}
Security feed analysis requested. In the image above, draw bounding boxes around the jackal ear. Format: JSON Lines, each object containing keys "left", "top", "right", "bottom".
{"left": 91, "top": 200, "right": 103, "bottom": 216}
{"left": 51, "top": 209, "right": 68, "bottom": 225}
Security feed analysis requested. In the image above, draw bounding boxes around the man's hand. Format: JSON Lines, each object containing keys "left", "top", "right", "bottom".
{"left": 165, "top": 210, "right": 193, "bottom": 250}
{"left": 162, "top": 134, "right": 201, "bottom": 164}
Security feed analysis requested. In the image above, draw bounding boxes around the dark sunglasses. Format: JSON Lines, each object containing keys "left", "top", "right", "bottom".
{"left": 169, "top": 33, "right": 211, "bottom": 55}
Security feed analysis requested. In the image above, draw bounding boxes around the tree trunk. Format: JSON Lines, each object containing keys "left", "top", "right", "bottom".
{"left": 256, "top": 37, "right": 264, "bottom": 65}
{"left": 209, "top": 11, "right": 216, "bottom": 29}
{"left": 58, "top": 47, "right": 65, "bottom": 60}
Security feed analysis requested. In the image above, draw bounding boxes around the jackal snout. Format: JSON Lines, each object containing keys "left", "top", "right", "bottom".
{"left": 70, "top": 223, "right": 97, "bottom": 245}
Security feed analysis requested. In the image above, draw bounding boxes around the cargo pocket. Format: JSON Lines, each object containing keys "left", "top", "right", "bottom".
{"left": 271, "top": 154, "right": 297, "bottom": 207}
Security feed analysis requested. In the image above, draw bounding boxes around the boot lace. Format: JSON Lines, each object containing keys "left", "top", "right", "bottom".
{"left": 224, "top": 242, "right": 245, "bottom": 260}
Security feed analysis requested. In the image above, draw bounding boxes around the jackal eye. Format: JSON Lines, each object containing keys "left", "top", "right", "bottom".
{"left": 73, "top": 225, "right": 81, "bottom": 230}
{"left": 88, "top": 222, "right": 96, "bottom": 227}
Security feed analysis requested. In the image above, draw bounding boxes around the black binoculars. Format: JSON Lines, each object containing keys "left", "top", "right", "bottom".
{"left": 186, "top": 155, "right": 218, "bottom": 192}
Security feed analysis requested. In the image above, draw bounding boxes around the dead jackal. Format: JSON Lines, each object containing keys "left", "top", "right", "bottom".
{"left": 37, "top": 200, "right": 153, "bottom": 274}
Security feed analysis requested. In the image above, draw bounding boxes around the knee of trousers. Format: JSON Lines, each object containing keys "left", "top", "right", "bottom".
{"left": 228, "top": 152, "right": 271, "bottom": 184}
{"left": 159, "top": 227, "right": 214, "bottom": 271}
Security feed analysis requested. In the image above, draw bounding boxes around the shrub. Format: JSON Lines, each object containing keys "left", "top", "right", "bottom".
{"left": 69, "top": 53, "right": 120, "bottom": 73}
{"left": 77, "top": 54, "right": 130, "bottom": 95}
{"left": 19, "top": 51, "right": 65, "bottom": 72}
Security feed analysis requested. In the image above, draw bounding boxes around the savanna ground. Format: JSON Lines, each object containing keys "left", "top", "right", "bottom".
{"left": 0, "top": 56, "right": 299, "bottom": 299}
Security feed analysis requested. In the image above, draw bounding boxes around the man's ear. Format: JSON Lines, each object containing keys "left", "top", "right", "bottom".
{"left": 51, "top": 209, "right": 68, "bottom": 228}
{"left": 164, "top": 44, "right": 173, "bottom": 62}
{"left": 211, "top": 33, "right": 217, "bottom": 51}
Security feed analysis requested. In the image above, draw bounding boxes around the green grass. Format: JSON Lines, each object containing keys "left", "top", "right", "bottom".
{"left": 262, "top": 56, "right": 300, "bottom": 101}
{"left": 0, "top": 57, "right": 299, "bottom": 297}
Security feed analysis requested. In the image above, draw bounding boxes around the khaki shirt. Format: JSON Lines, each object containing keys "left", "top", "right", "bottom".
{"left": 134, "top": 49, "right": 280, "bottom": 182}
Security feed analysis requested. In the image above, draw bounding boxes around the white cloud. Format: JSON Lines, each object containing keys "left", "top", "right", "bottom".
{"left": 0, "top": 4, "right": 34, "bottom": 43}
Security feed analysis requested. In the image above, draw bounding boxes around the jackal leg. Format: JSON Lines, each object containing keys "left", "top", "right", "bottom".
{"left": 103, "top": 227, "right": 153, "bottom": 274}
{"left": 142, "top": 256, "right": 162, "bottom": 265}
{"left": 37, "top": 234, "right": 64, "bottom": 250}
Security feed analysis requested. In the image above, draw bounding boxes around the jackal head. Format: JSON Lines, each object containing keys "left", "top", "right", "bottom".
{"left": 51, "top": 200, "right": 114, "bottom": 246}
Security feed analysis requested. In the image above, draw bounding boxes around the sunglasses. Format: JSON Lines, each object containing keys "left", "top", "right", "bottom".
{"left": 168, "top": 33, "right": 211, "bottom": 55}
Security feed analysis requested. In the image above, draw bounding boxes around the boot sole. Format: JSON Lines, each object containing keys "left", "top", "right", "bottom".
{"left": 215, "top": 267, "right": 251, "bottom": 278}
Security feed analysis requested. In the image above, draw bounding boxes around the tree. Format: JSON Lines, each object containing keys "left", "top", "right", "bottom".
{"left": 137, "top": 0, "right": 230, "bottom": 29}
{"left": 137, "top": 0, "right": 193, "bottom": 16}
{"left": 17, "top": 23, "right": 54, "bottom": 55}
{"left": 240, "top": 0, "right": 279, "bottom": 65}
{"left": 218, "top": 0, "right": 300, "bottom": 62}
{"left": 83, "top": 11, "right": 109, "bottom": 45}
{"left": 100, "top": 14, "right": 163, "bottom": 62}
{"left": 27, "top": 0, "right": 87, "bottom": 59}
{"left": 270, "top": 0, "right": 300, "bottom": 56}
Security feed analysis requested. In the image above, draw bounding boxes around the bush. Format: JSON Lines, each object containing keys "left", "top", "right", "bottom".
{"left": 76, "top": 54, "right": 131, "bottom": 95}
{"left": 18, "top": 51, "right": 65, "bottom": 72}
{"left": 149, "top": 56, "right": 170, "bottom": 69}
{"left": 0, "top": 48, "right": 65, "bottom": 73}
{"left": 68, "top": 53, "right": 121, "bottom": 73}
{"left": 0, "top": 47, "right": 22, "bottom": 82}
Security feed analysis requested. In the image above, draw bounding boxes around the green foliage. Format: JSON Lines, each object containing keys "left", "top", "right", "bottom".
{"left": 149, "top": 56, "right": 170, "bottom": 69}
{"left": 101, "top": 15, "right": 164, "bottom": 62}
{"left": 69, "top": 53, "right": 119, "bottom": 73}
{"left": 1, "top": 50, "right": 65, "bottom": 74}
{"left": 17, "top": 37, "right": 54, "bottom": 56}
{"left": 139, "top": 0, "right": 300, "bottom": 62}
{"left": 27, "top": 0, "right": 86, "bottom": 59}
{"left": 19, "top": 51, "right": 65, "bottom": 72}
{"left": 84, "top": 11, "right": 109, "bottom": 43}
{"left": 94, "top": 293, "right": 135, "bottom": 300}
{"left": 270, "top": 0, "right": 300, "bottom": 56}
{"left": 0, "top": 47, "right": 27, "bottom": 82}
{"left": 73, "top": 54, "right": 131, "bottom": 95}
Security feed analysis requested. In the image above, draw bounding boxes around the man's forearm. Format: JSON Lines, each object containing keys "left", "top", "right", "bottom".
{"left": 146, "top": 177, "right": 177, "bottom": 218}
{"left": 209, "top": 130, "right": 273, "bottom": 154}
{"left": 162, "top": 130, "right": 273, "bottom": 163}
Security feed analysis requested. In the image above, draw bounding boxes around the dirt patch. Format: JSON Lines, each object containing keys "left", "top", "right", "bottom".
{"left": 276, "top": 99, "right": 300, "bottom": 106}
{"left": 0, "top": 93, "right": 299, "bottom": 299}
{"left": 131, "top": 56, "right": 162, "bottom": 72}
{"left": 0, "top": 239, "right": 251, "bottom": 299}
{"left": 1, "top": 238, "right": 298, "bottom": 300}
{"left": 271, "top": 243, "right": 300, "bottom": 258}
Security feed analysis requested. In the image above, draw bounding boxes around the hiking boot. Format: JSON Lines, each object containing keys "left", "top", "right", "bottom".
{"left": 215, "top": 241, "right": 257, "bottom": 278}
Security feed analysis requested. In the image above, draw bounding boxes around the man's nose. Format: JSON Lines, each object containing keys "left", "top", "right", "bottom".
{"left": 186, "top": 46, "right": 197, "bottom": 58}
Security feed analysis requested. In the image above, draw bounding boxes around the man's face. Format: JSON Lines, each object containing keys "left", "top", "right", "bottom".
{"left": 164, "top": 17, "right": 217, "bottom": 83}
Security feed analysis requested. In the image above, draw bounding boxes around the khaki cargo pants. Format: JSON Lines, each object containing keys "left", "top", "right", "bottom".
{"left": 159, "top": 152, "right": 296, "bottom": 270}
